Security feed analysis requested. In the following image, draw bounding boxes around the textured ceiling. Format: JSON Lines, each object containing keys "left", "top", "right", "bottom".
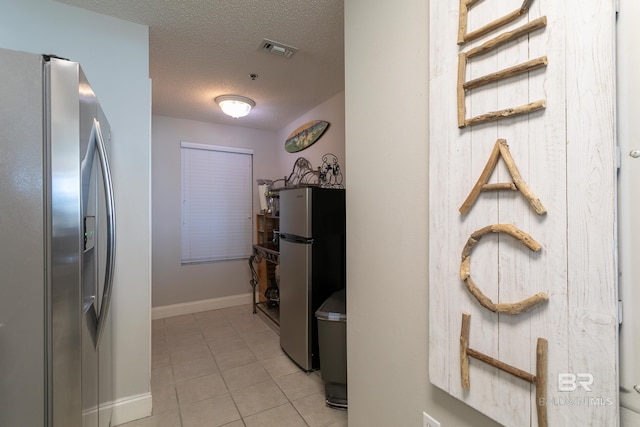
{"left": 56, "top": 0, "right": 344, "bottom": 131}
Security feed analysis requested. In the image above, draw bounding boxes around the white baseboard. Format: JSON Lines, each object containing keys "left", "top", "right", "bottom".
{"left": 110, "top": 392, "right": 152, "bottom": 426}
{"left": 151, "top": 293, "right": 253, "bottom": 320}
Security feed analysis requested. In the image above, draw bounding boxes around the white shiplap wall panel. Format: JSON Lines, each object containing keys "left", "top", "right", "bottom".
{"left": 429, "top": 0, "right": 618, "bottom": 425}
{"left": 526, "top": 1, "right": 572, "bottom": 425}
{"left": 565, "top": 0, "right": 618, "bottom": 425}
{"left": 428, "top": 0, "right": 459, "bottom": 393}
{"left": 494, "top": 3, "right": 534, "bottom": 425}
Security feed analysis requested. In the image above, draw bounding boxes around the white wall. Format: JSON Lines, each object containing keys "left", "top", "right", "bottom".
{"left": 151, "top": 115, "right": 280, "bottom": 308}
{"left": 345, "top": 1, "right": 499, "bottom": 426}
{"left": 276, "top": 91, "right": 346, "bottom": 186}
{"left": 0, "top": 0, "right": 152, "bottom": 423}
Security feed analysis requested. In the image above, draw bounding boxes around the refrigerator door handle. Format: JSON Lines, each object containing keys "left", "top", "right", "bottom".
{"left": 82, "top": 295, "right": 96, "bottom": 314}
{"left": 280, "top": 233, "right": 313, "bottom": 244}
{"left": 94, "top": 118, "right": 116, "bottom": 348}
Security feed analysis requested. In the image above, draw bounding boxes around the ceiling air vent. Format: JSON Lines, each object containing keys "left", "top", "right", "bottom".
{"left": 259, "top": 38, "right": 298, "bottom": 59}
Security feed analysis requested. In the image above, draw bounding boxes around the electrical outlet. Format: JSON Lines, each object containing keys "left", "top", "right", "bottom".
{"left": 423, "top": 411, "right": 441, "bottom": 427}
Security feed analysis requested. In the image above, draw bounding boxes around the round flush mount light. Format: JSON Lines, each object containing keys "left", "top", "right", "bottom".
{"left": 214, "top": 95, "right": 255, "bottom": 118}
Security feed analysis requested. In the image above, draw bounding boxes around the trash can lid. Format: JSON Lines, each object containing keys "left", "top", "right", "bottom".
{"left": 315, "top": 289, "right": 346, "bottom": 321}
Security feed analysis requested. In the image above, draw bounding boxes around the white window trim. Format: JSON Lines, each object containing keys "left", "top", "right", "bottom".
{"left": 180, "top": 141, "right": 254, "bottom": 155}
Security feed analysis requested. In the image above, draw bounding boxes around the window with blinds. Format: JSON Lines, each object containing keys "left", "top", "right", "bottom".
{"left": 180, "top": 142, "right": 253, "bottom": 263}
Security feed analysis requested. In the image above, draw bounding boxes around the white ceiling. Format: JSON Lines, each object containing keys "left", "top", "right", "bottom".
{"left": 56, "top": 0, "right": 344, "bottom": 131}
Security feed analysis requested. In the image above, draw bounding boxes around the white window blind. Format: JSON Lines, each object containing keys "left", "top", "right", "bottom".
{"left": 181, "top": 142, "right": 253, "bottom": 263}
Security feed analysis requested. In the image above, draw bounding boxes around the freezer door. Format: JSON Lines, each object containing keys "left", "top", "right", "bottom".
{"left": 0, "top": 48, "right": 49, "bottom": 427}
{"left": 279, "top": 187, "right": 312, "bottom": 238}
{"left": 279, "top": 237, "right": 313, "bottom": 370}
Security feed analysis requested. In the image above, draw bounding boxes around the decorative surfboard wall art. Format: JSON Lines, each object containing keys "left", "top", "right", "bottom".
{"left": 284, "top": 120, "right": 330, "bottom": 153}
{"left": 429, "top": 0, "right": 618, "bottom": 425}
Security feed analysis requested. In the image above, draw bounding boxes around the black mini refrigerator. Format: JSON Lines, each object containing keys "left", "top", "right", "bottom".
{"left": 278, "top": 187, "right": 346, "bottom": 371}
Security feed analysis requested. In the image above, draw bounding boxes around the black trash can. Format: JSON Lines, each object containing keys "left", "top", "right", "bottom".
{"left": 315, "top": 289, "right": 347, "bottom": 410}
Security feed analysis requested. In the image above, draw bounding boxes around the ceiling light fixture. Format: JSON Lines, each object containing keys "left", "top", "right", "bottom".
{"left": 214, "top": 95, "right": 255, "bottom": 118}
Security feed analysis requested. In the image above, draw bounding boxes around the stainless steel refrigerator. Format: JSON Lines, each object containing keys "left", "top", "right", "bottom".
{"left": 278, "top": 187, "right": 345, "bottom": 371}
{"left": 0, "top": 48, "right": 116, "bottom": 427}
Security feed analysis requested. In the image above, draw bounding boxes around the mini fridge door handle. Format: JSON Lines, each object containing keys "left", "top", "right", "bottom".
{"left": 280, "top": 233, "right": 313, "bottom": 244}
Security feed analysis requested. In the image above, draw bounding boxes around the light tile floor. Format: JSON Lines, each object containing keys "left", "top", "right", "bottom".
{"left": 116, "top": 304, "right": 347, "bottom": 427}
